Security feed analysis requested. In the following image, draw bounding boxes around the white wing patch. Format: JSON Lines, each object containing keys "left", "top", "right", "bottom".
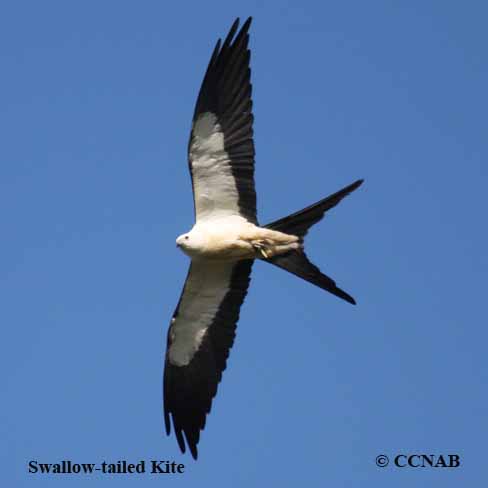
{"left": 189, "top": 113, "right": 241, "bottom": 221}
{"left": 168, "top": 261, "right": 234, "bottom": 366}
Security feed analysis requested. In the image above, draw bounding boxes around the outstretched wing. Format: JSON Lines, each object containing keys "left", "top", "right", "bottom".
{"left": 188, "top": 17, "right": 257, "bottom": 223}
{"left": 163, "top": 259, "right": 253, "bottom": 459}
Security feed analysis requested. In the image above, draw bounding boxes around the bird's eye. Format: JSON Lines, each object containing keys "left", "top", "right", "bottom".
{"left": 185, "top": 236, "right": 189, "bottom": 240}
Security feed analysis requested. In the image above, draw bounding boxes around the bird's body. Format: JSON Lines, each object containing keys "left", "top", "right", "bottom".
{"left": 176, "top": 217, "right": 301, "bottom": 261}
{"left": 163, "top": 17, "right": 363, "bottom": 459}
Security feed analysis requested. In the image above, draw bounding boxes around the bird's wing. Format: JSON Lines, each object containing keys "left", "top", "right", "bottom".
{"left": 188, "top": 17, "right": 257, "bottom": 224}
{"left": 164, "top": 259, "right": 253, "bottom": 459}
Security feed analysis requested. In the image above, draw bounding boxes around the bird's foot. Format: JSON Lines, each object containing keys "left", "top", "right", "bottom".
{"left": 252, "top": 241, "right": 270, "bottom": 259}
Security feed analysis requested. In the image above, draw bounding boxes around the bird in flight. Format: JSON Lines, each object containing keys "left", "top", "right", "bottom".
{"left": 163, "top": 17, "right": 363, "bottom": 459}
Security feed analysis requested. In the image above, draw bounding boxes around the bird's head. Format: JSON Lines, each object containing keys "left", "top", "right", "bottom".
{"left": 175, "top": 233, "right": 189, "bottom": 248}
{"left": 176, "top": 229, "right": 206, "bottom": 257}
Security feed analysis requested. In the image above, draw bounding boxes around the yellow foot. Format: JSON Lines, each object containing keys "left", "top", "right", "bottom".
{"left": 252, "top": 241, "right": 270, "bottom": 259}
{"left": 259, "top": 248, "right": 269, "bottom": 259}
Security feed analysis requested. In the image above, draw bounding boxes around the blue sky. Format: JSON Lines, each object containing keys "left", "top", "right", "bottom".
{"left": 2, "top": 1, "right": 487, "bottom": 486}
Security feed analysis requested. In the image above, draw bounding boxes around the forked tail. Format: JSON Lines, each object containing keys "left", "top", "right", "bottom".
{"left": 264, "top": 179, "right": 363, "bottom": 304}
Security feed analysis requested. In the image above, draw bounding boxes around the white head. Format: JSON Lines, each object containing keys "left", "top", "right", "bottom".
{"left": 176, "top": 228, "right": 206, "bottom": 257}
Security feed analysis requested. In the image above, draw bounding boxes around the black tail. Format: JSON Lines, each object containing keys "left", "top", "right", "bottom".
{"left": 264, "top": 179, "right": 363, "bottom": 305}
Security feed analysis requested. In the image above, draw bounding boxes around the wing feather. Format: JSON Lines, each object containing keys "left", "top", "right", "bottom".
{"left": 164, "top": 259, "right": 253, "bottom": 459}
{"left": 188, "top": 17, "right": 257, "bottom": 223}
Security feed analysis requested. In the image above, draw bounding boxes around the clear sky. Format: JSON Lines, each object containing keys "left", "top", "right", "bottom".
{"left": 2, "top": 1, "right": 487, "bottom": 486}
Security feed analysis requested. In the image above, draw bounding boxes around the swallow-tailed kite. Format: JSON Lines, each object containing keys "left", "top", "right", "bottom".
{"left": 163, "top": 17, "right": 363, "bottom": 459}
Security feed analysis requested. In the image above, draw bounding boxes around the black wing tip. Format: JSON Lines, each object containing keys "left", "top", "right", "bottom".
{"left": 189, "top": 443, "right": 198, "bottom": 460}
{"left": 175, "top": 428, "right": 186, "bottom": 455}
{"left": 225, "top": 18, "right": 241, "bottom": 46}
{"left": 231, "top": 16, "right": 253, "bottom": 27}
{"left": 179, "top": 427, "right": 199, "bottom": 460}
{"left": 242, "top": 16, "right": 253, "bottom": 30}
{"left": 166, "top": 415, "right": 200, "bottom": 460}
{"left": 164, "top": 412, "right": 171, "bottom": 436}
{"left": 225, "top": 16, "right": 252, "bottom": 43}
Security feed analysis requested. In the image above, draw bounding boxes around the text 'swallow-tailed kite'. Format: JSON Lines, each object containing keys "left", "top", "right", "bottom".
{"left": 163, "top": 17, "right": 363, "bottom": 459}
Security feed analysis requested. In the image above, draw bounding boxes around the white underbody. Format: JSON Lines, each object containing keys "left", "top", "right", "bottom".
{"left": 176, "top": 215, "right": 301, "bottom": 261}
